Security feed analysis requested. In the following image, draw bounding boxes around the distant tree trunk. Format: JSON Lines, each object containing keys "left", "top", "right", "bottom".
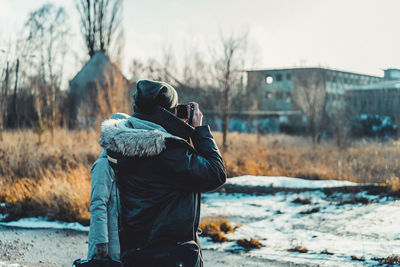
{"left": 0, "top": 62, "right": 9, "bottom": 137}
{"left": 222, "top": 110, "right": 229, "bottom": 152}
{"left": 12, "top": 59, "right": 19, "bottom": 128}
{"left": 310, "top": 116, "right": 316, "bottom": 143}
{"left": 221, "top": 59, "right": 231, "bottom": 152}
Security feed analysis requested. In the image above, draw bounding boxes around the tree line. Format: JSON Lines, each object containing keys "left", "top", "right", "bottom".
{"left": 2, "top": 0, "right": 350, "bottom": 149}
{"left": 1, "top": 1, "right": 255, "bottom": 151}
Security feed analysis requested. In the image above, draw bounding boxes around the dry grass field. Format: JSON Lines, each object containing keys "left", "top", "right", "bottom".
{"left": 0, "top": 129, "right": 399, "bottom": 224}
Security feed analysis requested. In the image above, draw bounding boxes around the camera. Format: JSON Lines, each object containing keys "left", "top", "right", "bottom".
{"left": 176, "top": 103, "right": 195, "bottom": 125}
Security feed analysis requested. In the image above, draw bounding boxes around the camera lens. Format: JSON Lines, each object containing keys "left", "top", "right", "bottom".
{"left": 176, "top": 104, "right": 188, "bottom": 119}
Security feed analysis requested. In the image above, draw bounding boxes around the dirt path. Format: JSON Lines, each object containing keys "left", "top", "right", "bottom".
{"left": 0, "top": 225, "right": 309, "bottom": 267}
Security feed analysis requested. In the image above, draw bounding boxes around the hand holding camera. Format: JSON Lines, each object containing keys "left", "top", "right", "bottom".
{"left": 176, "top": 102, "right": 203, "bottom": 127}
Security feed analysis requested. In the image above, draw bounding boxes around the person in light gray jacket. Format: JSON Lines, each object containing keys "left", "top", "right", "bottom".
{"left": 87, "top": 113, "right": 129, "bottom": 261}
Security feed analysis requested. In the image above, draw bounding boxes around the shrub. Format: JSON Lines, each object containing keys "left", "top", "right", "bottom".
{"left": 351, "top": 255, "right": 365, "bottom": 262}
{"left": 237, "top": 238, "right": 264, "bottom": 250}
{"left": 320, "top": 249, "right": 334, "bottom": 255}
{"left": 372, "top": 255, "right": 400, "bottom": 265}
{"left": 299, "top": 207, "right": 320, "bottom": 215}
{"left": 338, "top": 197, "right": 371, "bottom": 205}
{"left": 350, "top": 114, "right": 397, "bottom": 138}
{"left": 288, "top": 246, "right": 308, "bottom": 253}
{"left": 292, "top": 198, "right": 312, "bottom": 205}
{"left": 199, "top": 216, "right": 236, "bottom": 242}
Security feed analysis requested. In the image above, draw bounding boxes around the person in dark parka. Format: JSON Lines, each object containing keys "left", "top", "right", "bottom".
{"left": 99, "top": 80, "right": 226, "bottom": 267}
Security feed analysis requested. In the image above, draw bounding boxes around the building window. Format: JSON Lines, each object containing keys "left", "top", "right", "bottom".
{"left": 276, "top": 74, "right": 282, "bottom": 81}
{"left": 275, "top": 91, "right": 284, "bottom": 99}
{"left": 286, "top": 74, "right": 291, "bottom": 80}
{"left": 265, "top": 75, "right": 273, "bottom": 84}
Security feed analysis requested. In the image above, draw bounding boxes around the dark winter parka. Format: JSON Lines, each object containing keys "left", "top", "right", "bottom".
{"left": 99, "top": 106, "right": 226, "bottom": 266}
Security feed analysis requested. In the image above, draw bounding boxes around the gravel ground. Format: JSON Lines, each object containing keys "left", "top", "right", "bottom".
{"left": 0, "top": 225, "right": 308, "bottom": 267}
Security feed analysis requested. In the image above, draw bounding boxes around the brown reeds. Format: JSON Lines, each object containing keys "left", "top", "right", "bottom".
{"left": 0, "top": 129, "right": 98, "bottom": 224}
{"left": 214, "top": 132, "right": 400, "bottom": 188}
{"left": 0, "top": 129, "right": 399, "bottom": 223}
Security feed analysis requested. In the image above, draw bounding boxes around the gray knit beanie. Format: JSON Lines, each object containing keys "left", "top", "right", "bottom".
{"left": 133, "top": 80, "right": 178, "bottom": 114}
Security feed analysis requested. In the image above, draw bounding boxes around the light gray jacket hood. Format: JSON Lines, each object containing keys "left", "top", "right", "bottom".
{"left": 99, "top": 116, "right": 183, "bottom": 157}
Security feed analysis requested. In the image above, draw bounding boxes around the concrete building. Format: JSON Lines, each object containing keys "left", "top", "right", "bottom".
{"left": 243, "top": 67, "right": 394, "bottom": 135}
{"left": 345, "top": 79, "right": 400, "bottom": 124}
{"left": 246, "top": 67, "right": 383, "bottom": 112}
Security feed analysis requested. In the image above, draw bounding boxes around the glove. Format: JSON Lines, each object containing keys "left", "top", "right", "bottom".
{"left": 96, "top": 243, "right": 109, "bottom": 258}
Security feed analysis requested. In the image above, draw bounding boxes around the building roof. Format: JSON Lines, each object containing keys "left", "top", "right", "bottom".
{"left": 246, "top": 67, "right": 383, "bottom": 79}
{"left": 69, "top": 51, "right": 128, "bottom": 88}
{"left": 347, "top": 79, "right": 400, "bottom": 91}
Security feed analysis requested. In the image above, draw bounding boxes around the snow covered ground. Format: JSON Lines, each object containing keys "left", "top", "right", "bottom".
{"left": 201, "top": 176, "right": 400, "bottom": 266}
{"left": 0, "top": 176, "right": 399, "bottom": 266}
{"left": 0, "top": 217, "right": 89, "bottom": 232}
{"left": 225, "top": 175, "right": 363, "bottom": 188}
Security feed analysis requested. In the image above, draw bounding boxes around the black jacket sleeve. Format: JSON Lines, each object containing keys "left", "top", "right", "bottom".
{"left": 160, "top": 125, "right": 227, "bottom": 192}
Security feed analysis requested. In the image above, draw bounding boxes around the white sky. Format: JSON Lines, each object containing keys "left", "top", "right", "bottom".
{"left": 1, "top": 0, "right": 400, "bottom": 82}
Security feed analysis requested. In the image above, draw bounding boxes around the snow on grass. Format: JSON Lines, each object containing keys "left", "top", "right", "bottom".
{"left": 201, "top": 188, "right": 400, "bottom": 266}
{"left": 0, "top": 217, "right": 89, "bottom": 232}
{"left": 201, "top": 176, "right": 399, "bottom": 266}
{"left": 0, "top": 262, "right": 21, "bottom": 267}
{"left": 226, "top": 175, "right": 363, "bottom": 188}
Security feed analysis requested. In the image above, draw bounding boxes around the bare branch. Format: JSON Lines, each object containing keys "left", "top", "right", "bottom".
{"left": 75, "top": 0, "right": 123, "bottom": 59}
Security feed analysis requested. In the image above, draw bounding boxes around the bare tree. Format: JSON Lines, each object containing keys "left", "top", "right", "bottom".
{"left": 213, "top": 32, "right": 247, "bottom": 151}
{"left": 6, "top": 38, "right": 32, "bottom": 128}
{"left": 24, "top": 4, "right": 70, "bottom": 134}
{"left": 75, "top": 0, "right": 123, "bottom": 59}
{"left": 291, "top": 68, "right": 327, "bottom": 143}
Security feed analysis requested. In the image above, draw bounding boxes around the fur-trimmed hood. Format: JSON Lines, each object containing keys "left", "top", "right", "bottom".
{"left": 99, "top": 116, "right": 183, "bottom": 157}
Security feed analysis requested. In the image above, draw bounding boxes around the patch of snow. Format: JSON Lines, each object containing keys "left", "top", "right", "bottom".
{"left": 227, "top": 175, "right": 362, "bottom": 188}
{"left": 201, "top": 191, "right": 400, "bottom": 266}
{"left": 0, "top": 262, "right": 22, "bottom": 267}
{"left": 0, "top": 217, "right": 89, "bottom": 232}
